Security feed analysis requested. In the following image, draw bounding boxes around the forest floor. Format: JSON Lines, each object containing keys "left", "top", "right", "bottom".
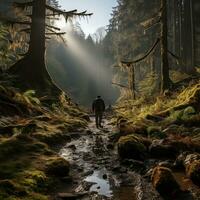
{"left": 53, "top": 116, "right": 161, "bottom": 200}
{"left": 1, "top": 82, "right": 200, "bottom": 200}
{"left": 53, "top": 115, "right": 200, "bottom": 200}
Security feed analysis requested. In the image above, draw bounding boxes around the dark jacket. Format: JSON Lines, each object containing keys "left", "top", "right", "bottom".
{"left": 92, "top": 98, "right": 105, "bottom": 113}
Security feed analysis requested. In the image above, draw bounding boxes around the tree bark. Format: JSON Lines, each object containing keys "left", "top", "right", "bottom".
{"left": 160, "top": 0, "right": 171, "bottom": 93}
{"left": 181, "top": 0, "right": 196, "bottom": 74}
{"left": 9, "top": 0, "right": 61, "bottom": 97}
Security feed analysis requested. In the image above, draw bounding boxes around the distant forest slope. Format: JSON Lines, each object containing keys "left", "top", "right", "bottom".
{"left": 46, "top": 24, "right": 119, "bottom": 107}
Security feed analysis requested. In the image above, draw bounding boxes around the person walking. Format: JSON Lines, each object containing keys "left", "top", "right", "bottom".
{"left": 92, "top": 96, "right": 105, "bottom": 128}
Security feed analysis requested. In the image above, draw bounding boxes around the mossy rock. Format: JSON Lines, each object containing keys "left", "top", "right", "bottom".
{"left": 0, "top": 180, "right": 27, "bottom": 196}
{"left": 149, "top": 140, "right": 178, "bottom": 159}
{"left": 147, "top": 126, "right": 167, "bottom": 139}
{"left": 118, "top": 134, "right": 147, "bottom": 160}
{"left": 19, "top": 170, "right": 48, "bottom": 192}
{"left": 46, "top": 158, "right": 70, "bottom": 177}
{"left": 186, "top": 160, "right": 200, "bottom": 186}
{"left": 151, "top": 166, "right": 180, "bottom": 197}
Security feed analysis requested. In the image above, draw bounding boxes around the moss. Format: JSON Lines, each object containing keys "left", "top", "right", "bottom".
{"left": 0, "top": 180, "right": 27, "bottom": 197}
{"left": 147, "top": 126, "right": 167, "bottom": 139}
{"left": 186, "top": 160, "right": 200, "bottom": 186}
{"left": 118, "top": 134, "right": 147, "bottom": 160}
{"left": 33, "top": 132, "right": 71, "bottom": 146}
{"left": 18, "top": 170, "right": 48, "bottom": 192}
{"left": 45, "top": 157, "right": 70, "bottom": 177}
{"left": 151, "top": 166, "right": 180, "bottom": 197}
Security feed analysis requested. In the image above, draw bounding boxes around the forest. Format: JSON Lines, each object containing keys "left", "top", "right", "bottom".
{"left": 0, "top": 0, "right": 200, "bottom": 200}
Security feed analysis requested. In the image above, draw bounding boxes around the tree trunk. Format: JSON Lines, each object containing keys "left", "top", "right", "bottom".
{"left": 160, "top": 0, "right": 171, "bottom": 93}
{"left": 9, "top": 0, "right": 61, "bottom": 97}
{"left": 181, "top": 0, "right": 196, "bottom": 74}
{"left": 128, "top": 65, "right": 136, "bottom": 99}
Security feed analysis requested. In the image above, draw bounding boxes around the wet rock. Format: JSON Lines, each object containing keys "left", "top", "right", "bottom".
{"left": 69, "top": 132, "right": 81, "bottom": 139}
{"left": 186, "top": 160, "right": 200, "bottom": 186}
{"left": 107, "top": 143, "right": 114, "bottom": 150}
{"left": 84, "top": 170, "right": 94, "bottom": 176}
{"left": 122, "top": 159, "right": 145, "bottom": 172}
{"left": 85, "top": 130, "right": 93, "bottom": 134}
{"left": 158, "top": 160, "right": 174, "bottom": 169}
{"left": 184, "top": 153, "right": 200, "bottom": 186}
{"left": 46, "top": 158, "right": 70, "bottom": 177}
{"left": 57, "top": 192, "right": 87, "bottom": 200}
{"left": 112, "top": 166, "right": 121, "bottom": 173}
{"left": 151, "top": 166, "right": 181, "bottom": 198}
{"left": 103, "top": 174, "right": 107, "bottom": 179}
{"left": 118, "top": 134, "right": 147, "bottom": 160}
{"left": 184, "top": 153, "right": 200, "bottom": 166}
{"left": 61, "top": 176, "right": 73, "bottom": 183}
{"left": 149, "top": 140, "right": 178, "bottom": 158}
{"left": 173, "top": 152, "right": 189, "bottom": 169}
{"left": 68, "top": 144, "right": 76, "bottom": 150}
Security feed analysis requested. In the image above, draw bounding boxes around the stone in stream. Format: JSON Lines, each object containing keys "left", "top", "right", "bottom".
{"left": 149, "top": 140, "right": 178, "bottom": 159}
{"left": 68, "top": 144, "right": 76, "bottom": 150}
{"left": 184, "top": 153, "right": 200, "bottom": 186}
{"left": 158, "top": 160, "right": 174, "bottom": 169}
{"left": 103, "top": 174, "right": 108, "bottom": 179}
{"left": 107, "top": 143, "right": 114, "bottom": 150}
{"left": 46, "top": 158, "right": 70, "bottom": 177}
{"left": 57, "top": 192, "right": 87, "bottom": 199}
{"left": 151, "top": 166, "right": 181, "bottom": 198}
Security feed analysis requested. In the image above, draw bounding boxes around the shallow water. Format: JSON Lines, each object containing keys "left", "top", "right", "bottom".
{"left": 59, "top": 118, "right": 161, "bottom": 200}
{"left": 85, "top": 169, "right": 113, "bottom": 197}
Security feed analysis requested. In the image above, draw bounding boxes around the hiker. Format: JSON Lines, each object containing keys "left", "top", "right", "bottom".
{"left": 92, "top": 96, "right": 105, "bottom": 128}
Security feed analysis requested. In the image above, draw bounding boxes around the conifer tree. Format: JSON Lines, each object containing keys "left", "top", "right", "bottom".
{"left": 2, "top": 0, "right": 92, "bottom": 96}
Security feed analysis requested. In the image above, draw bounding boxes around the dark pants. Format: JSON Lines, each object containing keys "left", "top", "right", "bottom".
{"left": 95, "top": 112, "right": 103, "bottom": 127}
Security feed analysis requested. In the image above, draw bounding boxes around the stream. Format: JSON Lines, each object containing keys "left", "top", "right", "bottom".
{"left": 57, "top": 117, "right": 162, "bottom": 200}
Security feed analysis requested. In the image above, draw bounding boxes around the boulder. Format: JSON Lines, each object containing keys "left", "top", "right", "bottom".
{"left": 184, "top": 153, "right": 200, "bottom": 186}
{"left": 149, "top": 140, "right": 178, "bottom": 158}
{"left": 118, "top": 135, "right": 147, "bottom": 160}
{"left": 158, "top": 160, "right": 174, "bottom": 169}
{"left": 151, "top": 166, "right": 180, "bottom": 197}
{"left": 186, "top": 160, "right": 200, "bottom": 186}
{"left": 46, "top": 158, "right": 70, "bottom": 177}
{"left": 174, "top": 152, "right": 189, "bottom": 169}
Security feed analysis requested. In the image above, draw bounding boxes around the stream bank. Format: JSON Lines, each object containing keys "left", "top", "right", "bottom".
{"left": 56, "top": 118, "right": 162, "bottom": 200}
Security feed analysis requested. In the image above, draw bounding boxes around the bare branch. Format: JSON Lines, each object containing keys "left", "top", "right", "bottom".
{"left": 111, "top": 82, "right": 129, "bottom": 89}
{"left": 121, "top": 38, "right": 160, "bottom": 65}
{"left": 6, "top": 20, "right": 31, "bottom": 26}
{"left": 46, "top": 32, "right": 66, "bottom": 35}
{"left": 46, "top": 17, "right": 60, "bottom": 20}
{"left": 45, "top": 36, "right": 51, "bottom": 40}
{"left": 46, "top": 4, "right": 77, "bottom": 15}
{"left": 167, "top": 50, "right": 180, "bottom": 60}
{"left": 45, "top": 24, "right": 60, "bottom": 31}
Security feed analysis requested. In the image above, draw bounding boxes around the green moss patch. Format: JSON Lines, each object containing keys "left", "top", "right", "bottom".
{"left": 118, "top": 134, "right": 147, "bottom": 160}
{"left": 45, "top": 157, "right": 70, "bottom": 177}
